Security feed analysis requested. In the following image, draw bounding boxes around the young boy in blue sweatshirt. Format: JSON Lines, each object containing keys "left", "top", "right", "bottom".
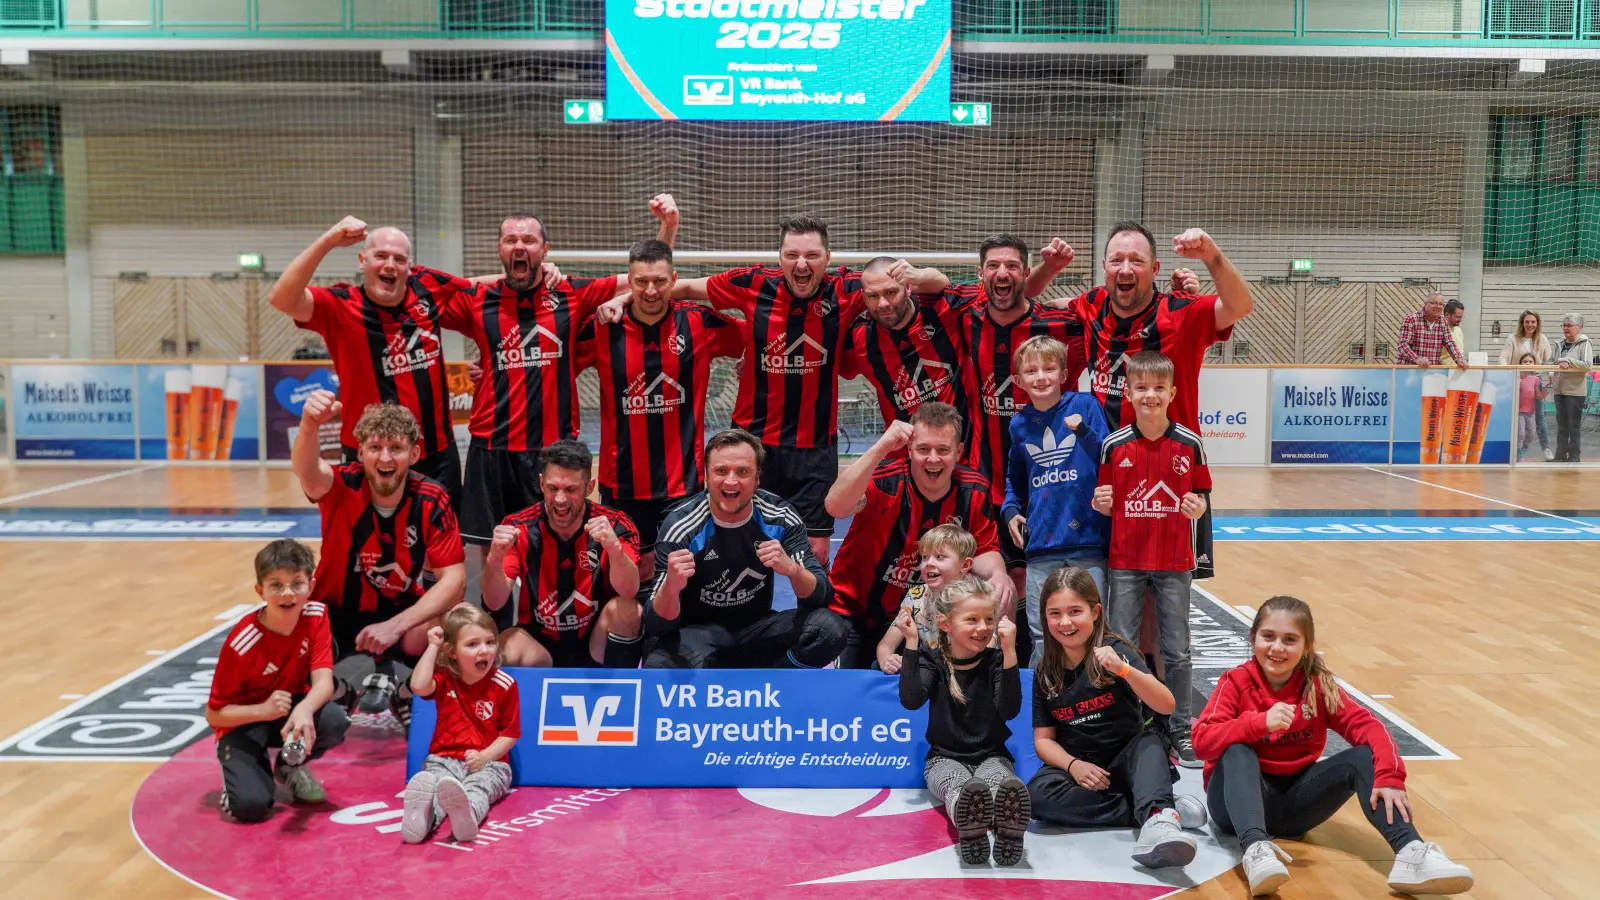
{"left": 1002, "top": 335, "right": 1111, "bottom": 666}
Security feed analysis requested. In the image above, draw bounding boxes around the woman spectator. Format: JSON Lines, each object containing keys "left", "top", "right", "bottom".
{"left": 1552, "top": 314, "right": 1593, "bottom": 463}
{"left": 1499, "top": 310, "right": 1554, "bottom": 461}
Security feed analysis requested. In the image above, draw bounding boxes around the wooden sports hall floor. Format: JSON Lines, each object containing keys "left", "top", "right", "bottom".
{"left": 0, "top": 463, "right": 1595, "bottom": 899}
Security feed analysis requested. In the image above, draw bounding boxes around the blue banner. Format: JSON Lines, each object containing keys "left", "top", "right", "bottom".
{"left": 136, "top": 364, "right": 263, "bottom": 462}
{"left": 1391, "top": 368, "right": 1514, "bottom": 465}
{"left": 11, "top": 363, "right": 138, "bottom": 460}
{"left": 1269, "top": 368, "right": 1394, "bottom": 464}
{"left": 605, "top": 0, "right": 952, "bottom": 122}
{"left": 408, "top": 668, "right": 1041, "bottom": 788}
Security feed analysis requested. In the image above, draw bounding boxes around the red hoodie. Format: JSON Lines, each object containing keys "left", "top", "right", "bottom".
{"left": 1192, "top": 660, "right": 1407, "bottom": 790}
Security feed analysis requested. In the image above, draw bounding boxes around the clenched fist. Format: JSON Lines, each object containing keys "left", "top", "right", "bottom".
{"left": 663, "top": 549, "right": 696, "bottom": 592}
{"left": 1039, "top": 238, "right": 1074, "bottom": 272}
{"left": 1172, "top": 229, "right": 1221, "bottom": 264}
{"left": 301, "top": 389, "right": 342, "bottom": 427}
{"left": 488, "top": 524, "right": 518, "bottom": 561}
{"left": 325, "top": 216, "right": 367, "bottom": 248}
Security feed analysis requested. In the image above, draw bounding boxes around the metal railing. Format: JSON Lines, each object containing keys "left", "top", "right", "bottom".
{"left": 0, "top": 0, "right": 1598, "bottom": 43}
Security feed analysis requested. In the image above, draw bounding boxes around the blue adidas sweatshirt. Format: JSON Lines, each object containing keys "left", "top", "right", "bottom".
{"left": 1001, "top": 392, "right": 1110, "bottom": 560}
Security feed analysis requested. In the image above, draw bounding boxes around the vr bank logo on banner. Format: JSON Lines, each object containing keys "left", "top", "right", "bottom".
{"left": 538, "top": 679, "right": 641, "bottom": 746}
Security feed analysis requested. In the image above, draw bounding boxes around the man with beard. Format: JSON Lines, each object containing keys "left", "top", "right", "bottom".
{"left": 842, "top": 256, "right": 974, "bottom": 447}
{"left": 443, "top": 194, "right": 678, "bottom": 573}
{"left": 271, "top": 219, "right": 474, "bottom": 508}
{"left": 672, "top": 215, "right": 949, "bottom": 566}
{"left": 574, "top": 239, "right": 745, "bottom": 582}
{"left": 642, "top": 429, "right": 846, "bottom": 669}
{"left": 1056, "top": 223, "right": 1252, "bottom": 579}
{"left": 480, "top": 440, "right": 644, "bottom": 668}
{"left": 292, "top": 389, "right": 466, "bottom": 733}
{"left": 824, "top": 403, "right": 1012, "bottom": 669}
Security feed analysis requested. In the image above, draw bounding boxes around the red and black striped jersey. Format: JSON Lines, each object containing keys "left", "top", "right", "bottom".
{"left": 207, "top": 602, "right": 333, "bottom": 738}
{"left": 706, "top": 265, "right": 864, "bottom": 448}
{"left": 441, "top": 275, "right": 620, "bottom": 452}
{"left": 299, "top": 266, "right": 470, "bottom": 458}
{"left": 575, "top": 302, "right": 746, "bottom": 501}
{"left": 501, "top": 502, "right": 640, "bottom": 646}
{"left": 311, "top": 463, "right": 465, "bottom": 613}
{"left": 1097, "top": 422, "right": 1211, "bottom": 572}
{"left": 955, "top": 292, "right": 1088, "bottom": 506}
{"left": 828, "top": 460, "right": 1000, "bottom": 626}
{"left": 842, "top": 293, "right": 975, "bottom": 441}
{"left": 1067, "top": 287, "right": 1231, "bottom": 433}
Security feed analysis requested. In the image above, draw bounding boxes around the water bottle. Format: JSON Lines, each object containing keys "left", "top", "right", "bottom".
{"left": 280, "top": 737, "right": 307, "bottom": 768}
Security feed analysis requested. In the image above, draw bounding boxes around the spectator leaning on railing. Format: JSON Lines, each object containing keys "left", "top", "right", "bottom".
{"left": 1551, "top": 314, "right": 1593, "bottom": 463}
{"left": 1499, "top": 310, "right": 1554, "bottom": 462}
{"left": 1440, "top": 299, "right": 1467, "bottom": 365}
{"left": 1396, "top": 293, "right": 1466, "bottom": 369}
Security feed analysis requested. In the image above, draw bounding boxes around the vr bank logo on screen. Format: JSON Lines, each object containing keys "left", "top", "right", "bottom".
{"left": 538, "top": 679, "right": 642, "bottom": 746}
{"left": 684, "top": 75, "right": 734, "bottom": 106}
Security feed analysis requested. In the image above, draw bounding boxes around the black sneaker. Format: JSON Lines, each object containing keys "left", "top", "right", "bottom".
{"left": 389, "top": 688, "right": 413, "bottom": 737}
{"left": 991, "top": 775, "right": 1031, "bottom": 867}
{"left": 951, "top": 777, "right": 993, "bottom": 865}
{"left": 357, "top": 672, "right": 397, "bottom": 714}
{"left": 1170, "top": 723, "right": 1202, "bottom": 769}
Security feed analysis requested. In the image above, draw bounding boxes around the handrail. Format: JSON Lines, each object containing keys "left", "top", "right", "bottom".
{"left": 1, "top": 0, "right": 1600, "bottom": 45}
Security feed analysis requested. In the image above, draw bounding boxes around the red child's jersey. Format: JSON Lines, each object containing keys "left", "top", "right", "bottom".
{"left": 428, "top": 666, "right": 522, "bottom": 759}
{"left": 207, "top": 602, "right": 334, "bottom": 738}
{"left": 1097, "top": 422, "right": 1211, "bottom": 572}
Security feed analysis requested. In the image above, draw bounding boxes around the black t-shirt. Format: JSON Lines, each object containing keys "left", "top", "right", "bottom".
{"left": 1031, "top": 638, "right": 1150, "bottom": 767}
{"left": 900, "top": 646, "right": 1022, "bottom": 765}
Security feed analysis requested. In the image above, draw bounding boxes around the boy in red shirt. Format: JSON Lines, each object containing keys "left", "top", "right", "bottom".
{"left": 402, "top": 605, "right": 522, "bottom": 844}
{"left": 206, "top": 539, "right": 350, "bottom": 823}
{"left": 1092, "top": 351, "right": 1209, "bottom": 768}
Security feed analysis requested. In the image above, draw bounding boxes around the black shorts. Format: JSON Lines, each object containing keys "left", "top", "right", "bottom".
{"left": 761, "top": 442, "right": 837, "bottom": 537}
{"left": 517, "top": 626, "right": 600, "bottom": 668}
{"left": 344, "top": 441, "right": 463, "bottom": 514}
{"left": 643, "top": 608, "right": 848, "bottom": 669}
{"left": 599, "top": 491, "right": 682, "bottom": 556}
{"left": 461, "top": 442, "right": 543, "bottom": 546}
{"left": 997, "top": 512, "right": 1026, "bottom": 570}
{"left": 328, "top": 601, "right": 420, "bottom": 666}
{"left": 1193, "top": 489, "right": 1215, "bottom": 580}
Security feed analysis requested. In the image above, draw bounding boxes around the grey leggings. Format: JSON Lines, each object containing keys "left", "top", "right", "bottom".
{"left": 423, "top": 754, "right": 513, "bottom": 827}
{"left": 924, "top": 755, "right": 1014, "bottom": 819}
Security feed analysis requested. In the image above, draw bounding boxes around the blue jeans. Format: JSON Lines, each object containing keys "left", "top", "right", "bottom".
{"left": 1107, "top": 568, "right": 1193, "bottom": 724}
{"left": 1024, "top": 555, "right": 1106, "bottom": 667}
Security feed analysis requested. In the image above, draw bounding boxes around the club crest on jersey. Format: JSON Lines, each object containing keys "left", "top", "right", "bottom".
{"left": 761, "top": 335, "right": 828, "bottom": 375}
{"left": 405, "top": 525, "right": 419, "bottom": 547}
{"left": 537, "top": 589, "right": 595, "bottom": 631}
{"left": 891, "top": 358, "right": 952, "bottom": 410}
{"left": 381, "top": 327, "right": 441, "bottom": 378}
{"left": 668, "top": 334, "right": 688, "bottom": 355}
{"left": 1122, "top": 479, "right": 1181, "bottom": 517}
{"left": 703, "top": 567, "right": 768, "bottom": 607}
{"left": 475, "top": 700, "right": 495, "bottom": 721}
{"left": 359, "top": 558, "right": 415, "bottom": 596}
{"left": 623, "top": 371, "right": 687, "bottom": 416}
{"left": 980, "top": 374, "right": 1019, "bottom": 417}
{"left": 299, "top": 638, "right": 309, "bottom": 657}
{"left": 543, "top": 295, "right": 561, "bottom": 312}
{"left": 495, "top": 323, "right": 563, "bottom": 371}
{"left": 1172, "top": 455, "right": 1192, "bottom": 475}
{"left": 579, "top": 544, "right": 603, "bottom": 572}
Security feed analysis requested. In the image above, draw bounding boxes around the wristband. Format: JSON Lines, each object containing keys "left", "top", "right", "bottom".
{"left": 1114, "top": 662, "right": 1132, "bottom": 678}
{"left": 1066, "top": 759, "right": 1078, "bottom": 777}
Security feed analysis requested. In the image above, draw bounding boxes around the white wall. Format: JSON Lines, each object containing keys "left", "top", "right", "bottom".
{"left": 0, "top": 257, "right": 69, "bottom": 358}
{"left": 1481, "top": 265, "right": 1600, "bottom": 348}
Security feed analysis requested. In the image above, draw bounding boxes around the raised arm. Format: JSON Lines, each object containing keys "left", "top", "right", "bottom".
{"left": 480, "top": 524, "right": 519, "bottom": 612}
{"left": 650, "top": 193, "right": 680, "bottom": 248}
{"left": 1025, "top": 238, "right": 1075, "bottom": 299}
{"left": 292, "top": 389, "right": 339, "bottom": 502}
{"left": 824, "top": 420, "right": 911, "bottom": 519}
{"left": 1172, "top": 229, "right": 1253, "bottom": 331}
{"left": 270, "top": 217, "right": 367, "bottom": 322}
{"left": 587, "top": 515, "right": 641, "bottom": 601}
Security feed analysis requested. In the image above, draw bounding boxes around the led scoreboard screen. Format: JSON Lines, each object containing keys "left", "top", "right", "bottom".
{"left": 605, "top": 0, "right": 952, "bottom": 122}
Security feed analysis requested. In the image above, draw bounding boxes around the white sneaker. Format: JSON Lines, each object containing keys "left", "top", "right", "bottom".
{"left": 1544, "top": 447, "right": 1556, "bottom": 461}
{"left": 1242, "top": 840, "right": 1292, "bottom": 896}
{"left": 1387, "top": 841, "right": 1474, "bottom": 895}
{"left": 400, "top": 771, "right": 438, "bottom": 844}
{"left": 1131, "top": 808, "right": 1197, "bottom": 869}
{"left": 1175, "top": 794, "right": 1208, "bottom": 830}
{"left": 435, "top": 775, "right": 478, "bottom": 843}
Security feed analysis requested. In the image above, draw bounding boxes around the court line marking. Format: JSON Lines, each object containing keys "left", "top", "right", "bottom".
{"left": 1192, "top": 583, "right": 1459, "bottom": 761}
{"left": 129, "top": 806, "right": 236, "bottom": 900}
{"left": 0, "top": 619, "right": 231, "bottom": 760}
{"left": 0, "top": 464, "right": 165, "bottom": 506}
{"left": 1360, "top": 467, "right": 1594, "bottom": 528}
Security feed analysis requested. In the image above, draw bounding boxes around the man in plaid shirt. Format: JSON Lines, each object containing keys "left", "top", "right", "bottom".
{"left": 1397, "top": 293, "right": 1467, "bottom": 368}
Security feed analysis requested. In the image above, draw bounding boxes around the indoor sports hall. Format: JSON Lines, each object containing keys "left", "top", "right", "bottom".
{"left": 0, "top": 3, "right": 1598, "bottom": 898}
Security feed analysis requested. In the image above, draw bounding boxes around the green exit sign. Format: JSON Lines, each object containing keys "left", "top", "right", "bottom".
{"left": 950, "top": 102, "right": 991, "bottom": 127}
{"left": 1290, "top": 258, "right": 1315, "bottom": 273}
{"left": 564, "top": 99, "right": 605, "bottom": 125}
{"left": 237, "top": 252, "right": 264, "bottom": 271}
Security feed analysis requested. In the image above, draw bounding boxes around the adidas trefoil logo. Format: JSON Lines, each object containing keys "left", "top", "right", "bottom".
{"left": 1024, "top": 427, "right": 1077, "bottom": 467}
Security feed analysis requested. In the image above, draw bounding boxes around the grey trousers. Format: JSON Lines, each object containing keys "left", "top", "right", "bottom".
{"left": 1024, "top": 555, "right": 1107, "bottom": 665}
{"left": 1108, "top": 568, "right": 1194, "bottom": 723}
{"left": 423, "top": 754, "right": 513, "bottom": 827}
{"left": 924, "top": 755, "right": 1015, "bottom": 820}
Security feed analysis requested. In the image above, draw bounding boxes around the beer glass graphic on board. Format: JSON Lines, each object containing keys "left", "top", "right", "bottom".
{"left": 1464, "top": 381, "right": 1497, "bottom": 465}
{"left": 1419, "top": 374, "right": 1447, "bottom": 464}
{"left": 188, "top": 365, "right": 228, "bottom": 460}
{"left": 1440, "top": 368, "right": 1483, "bottom": 465}
{"left": 214, "top": 378, "right": 243, "bottom": 461}
{"left": 164, "top": 369, "right": 192, "bottom": 460}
